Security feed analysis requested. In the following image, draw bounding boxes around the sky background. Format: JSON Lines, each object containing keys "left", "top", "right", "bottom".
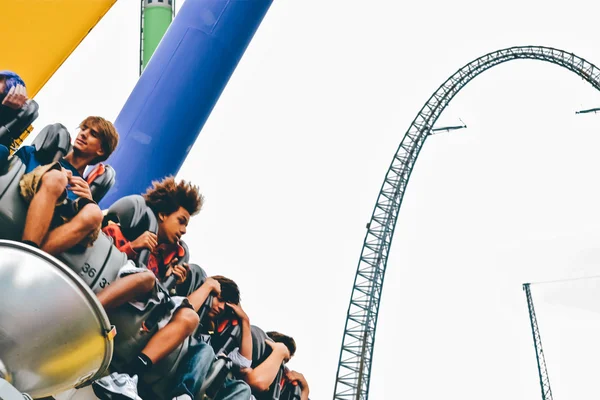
{"left": 26, "top": 0, "right": 600, "bottom": 398}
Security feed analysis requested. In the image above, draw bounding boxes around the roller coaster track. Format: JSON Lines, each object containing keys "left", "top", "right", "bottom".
{"left": 523, "top": 283, "right": 554, "bottom": 400}
{"left": 333, "top": 46, "right": 600, "bottom": 400}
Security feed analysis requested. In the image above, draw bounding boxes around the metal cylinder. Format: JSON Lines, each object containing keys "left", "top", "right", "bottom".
{"left": 0, "top": 241, "right": 114, "bottom": 398}
{"left": 142, "top": 0, "right": 174, "bottom": 70}
{"left": 101, "top": 0, "right": 273, "bottom": 206}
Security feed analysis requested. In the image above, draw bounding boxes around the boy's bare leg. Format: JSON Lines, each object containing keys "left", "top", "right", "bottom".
{"left": 96, "top": 271, "right": 156, "bottom": 310}
{"left": 22, "top": 170, "right": 68, "bottom": 246}
{"left": 40, "top": 203, "right": 103, "bottom": 255}
{"left": 141, "top": 307, "right": 199, "bottom": 363}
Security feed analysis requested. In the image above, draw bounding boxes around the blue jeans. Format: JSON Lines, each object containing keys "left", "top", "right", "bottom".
{"left": 172, "top": 342, "right": 251, "bottom": 400}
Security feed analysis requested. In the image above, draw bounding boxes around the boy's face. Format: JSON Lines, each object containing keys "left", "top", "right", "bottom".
{"left": 207, "top": 295, "right": 226, "bottom": 319}
{"left": 0, "top": 77, "right": 5, "bottom": 96}
{"left": 158, "top": 206, "right": 190, "bottom": 244}
{"left": 74, "top": 124, "right": 105, "bottom": 161}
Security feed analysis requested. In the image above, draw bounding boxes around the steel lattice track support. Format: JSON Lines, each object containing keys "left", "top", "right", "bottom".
{"left": 523, "top": 284, "right": 554, "bottom": 400}
{"left": 333, "top": 46, "right": 600, "bottom": 400}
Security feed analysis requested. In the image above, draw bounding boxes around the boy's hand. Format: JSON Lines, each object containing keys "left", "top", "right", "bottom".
{"left": 165, "top": 261, "right": 188, "bottom": 284}
{"left": 131, "top": 231, "right": 157, "bottom": 251}
{"left": 285, "top": 370, "right": 308, "bottom": 389}
{"left": 204, "top": 277, "right": 221, "bottom": 295}
{"left": 68, "top": 176, "right": 93, "bottom": 200}
{"left": 2, "top": 84, "right": 28, "bottom": 110}
{"left": 266, "top": 340, "right": 291, "bottom": 362}
{"left": 226, "top": 302, "right": 249, "bottom": 323}
{"left": 62, "top": 168, "right": 73, "bottom": 180}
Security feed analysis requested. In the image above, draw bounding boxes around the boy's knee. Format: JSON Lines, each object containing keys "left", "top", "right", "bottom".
{"left": 78, "top": 203, "right": 103, "bottom": 230}
{"left": 138, "top": 271, "right": 156, "bottom": 293}
{"left": 174, "top": 307, "right": 200, "bottom": 335}
{"left": 236, "top": 381, "right": 251, "bottom": 397}
{"left": 191, "top": 342, "right": 215, "bottom": 360}
{"left": 40, "top": 169, "right": 68, "bottom": 197}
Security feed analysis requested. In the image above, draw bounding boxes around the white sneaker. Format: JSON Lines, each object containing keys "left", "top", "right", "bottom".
{"left": 172, "top": 395, "right": 192, "bottom": 400}
{"left": 92, "top": 372, "right": 143, "bottom": 400}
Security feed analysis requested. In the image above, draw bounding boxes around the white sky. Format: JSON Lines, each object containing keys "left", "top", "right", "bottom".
{"left": 29, "top": 0, "right": 600, "bottom": 398}
{"left": 532, "top": 276, "right": 600, "bottom": 398}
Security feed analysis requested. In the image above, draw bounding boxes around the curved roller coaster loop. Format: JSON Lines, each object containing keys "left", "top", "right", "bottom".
{"left": 333, "top": 45, "right": 600, "bottom": 400}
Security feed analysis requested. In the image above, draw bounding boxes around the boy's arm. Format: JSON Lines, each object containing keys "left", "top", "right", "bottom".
{"left": 187, "top": 277, "right": 221, "bottom": 311}
{"left": 241, "top": 341, "right": 290, "bottom": 392}
{"left": 129, "top": 231, "right": 157, "bottom": 253}
{"left": 285, "top": 370, "right": 309, "bottom": 400}
{"left": 102, "top": 223, "right": 158, "bottom": 260}
{"left": 226, "top": 302, "right": 252, "bottom": 360}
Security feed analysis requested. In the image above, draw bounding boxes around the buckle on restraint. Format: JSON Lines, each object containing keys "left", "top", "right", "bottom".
{"left": 105, "top": 325, "right": 117, "bottom": 340}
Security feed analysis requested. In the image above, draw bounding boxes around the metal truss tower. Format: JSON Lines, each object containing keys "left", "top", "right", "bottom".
{"left": 333, "top": 46, "right": 600, "bottom": 400}
{"left": 523, "top": 283, "right": 554, "bottom": 400}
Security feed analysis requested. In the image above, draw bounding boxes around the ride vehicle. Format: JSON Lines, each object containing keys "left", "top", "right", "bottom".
{"left": 0, "top": 113, "right": 249, "bottom": 399}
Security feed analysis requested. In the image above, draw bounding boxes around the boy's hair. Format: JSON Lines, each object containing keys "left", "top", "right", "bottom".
{"left": 267, "top": 331, "right": 297, "bottom": 357}
{"left": 79, "top": 116, "right": 119, "bottom": 162}
{"left": 212, "top": 275, "right": 240, "bottom": 305}
{"left": 143, "top": 176, "right": 204, "bottom": 217}
{"left": 0, "top": 71, "right": 25, "bottom": 103}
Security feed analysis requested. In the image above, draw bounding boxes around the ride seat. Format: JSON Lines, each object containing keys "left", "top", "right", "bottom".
{"left": 66, "top": 193, "right": 192, "bottom": 297}
{"left": 85, "top": 163, "right": 116, "bottom": 203}
{"left": 101, "top": 194, "right": 194, "bottom": 366}
{"left": 108, "top": 257, "right": 239, "bottom": 400}
{"left": 280, "top": 378, "right": 302, "bottom": 400}
{"left": 0, "top": 123, "right": 71, "bottom": 240}
{"left": 196, "top": 318, "right": 243, "bottom": 400}
{"left": 0, "top": 123, "right": 116, "bottom": 241}
{"left": 59, "top": 197, "right": 195, "bottom": 397}
{"left": 0, "top": 100, "right": 39, "bottom": 148}
{"left": 249, "top": 326, "right": 287, "bottom": 400}
{"left": 59, "top": 194, "right": 157, "bottom": 292}
{"left": 0, "top": 156, "right": 26, "bottom": 240}
{"left": 103, "top": 195, "right": 159, "bottom": 266}
{"left": 35, "top": 122, "right": 116, "bottom": 202}
{"left": 31, "top": 122, "right": 72, "bottom": 163}
{"left": 22, "top": 121, "right": 116, "bottom": 203}
{"left": 138, "top": 263, "right": 212, "bottom": 398}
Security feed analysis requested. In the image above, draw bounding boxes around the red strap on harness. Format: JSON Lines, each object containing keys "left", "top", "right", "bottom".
{"left": 217, "top": 319, "right": 231, "bottom": 333}
{"left": 216, "top": 318, "right": 239, "bottom": 333}
{"left": 86, "top": 163, "right": 106, "bottom": 185}
{"left": 162, "top": 244, "right": 186, "bottom": 266}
